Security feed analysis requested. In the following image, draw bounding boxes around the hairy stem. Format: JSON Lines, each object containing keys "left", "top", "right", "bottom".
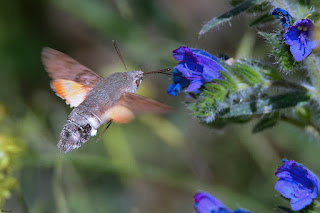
{"left": 306, "top": 54, "right": 320, "bottom": 104}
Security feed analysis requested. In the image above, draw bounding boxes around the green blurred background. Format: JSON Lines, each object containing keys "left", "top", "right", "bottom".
{"left": 1, "top": 0, "right": 320, "bottom": 212}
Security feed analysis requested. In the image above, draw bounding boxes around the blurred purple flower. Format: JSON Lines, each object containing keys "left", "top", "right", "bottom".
{"left": 167, "top": 46, "right": 226, "bottom": 96}
{"left": 275, "top": 159, "right": 320, "bottom": 211}
{"left": 284, "top": 19, "right": 318, "bottom": 61}
{"left": 194, "top": 192, "right": 232, "bottom": 213}
{"left": 271, "top": 8, "right": 292, "bottom": 29}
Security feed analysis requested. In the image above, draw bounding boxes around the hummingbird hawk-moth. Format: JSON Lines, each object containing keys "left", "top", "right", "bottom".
{"left": 42, "top": 46, "right": 173, "bottom": 153}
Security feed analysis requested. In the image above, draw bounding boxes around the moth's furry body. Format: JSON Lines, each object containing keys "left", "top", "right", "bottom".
{"left": 58, "top": 71, "right": 143, "bottom": 152}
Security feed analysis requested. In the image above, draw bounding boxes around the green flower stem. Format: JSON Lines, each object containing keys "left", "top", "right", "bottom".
{"left": 280, "top": 114, "right": 320, "bottom": 138}
{"left": 306, "top": 54, "right": 320, "bottom": 104}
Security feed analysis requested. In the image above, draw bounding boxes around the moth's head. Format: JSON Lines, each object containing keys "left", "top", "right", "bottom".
{"left": 127, "top": 70, "right": 144, "bottom": 90}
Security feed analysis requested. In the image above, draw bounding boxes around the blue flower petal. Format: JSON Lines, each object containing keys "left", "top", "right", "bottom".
{"left": 172, "top": 46, "right": 188, "bottom": 61}
{"left": 283, "top": 19, "right": 316, "bottom": 61}
{"left": 178, "top": 63, "right": 203, "bottom": 80}
{"left": 187, "top": 80, "right": 203, "bottom": 92}
{"left": 290, "top": 40, "right": 313, "bottom": 61}
{"left": 275, "top": 159, "right": 320, "bottom": 211}
{"left": 172, "top": 68, "right": 190, "bottom": 88}
{"left": 284, "top": 27, "right": 300, "bottom": 45}
{"left": 190, "top": 49, "right": 226, "bottom": 81}
{"left": 309, "top": 40, "right": 319, "bottom": 49}
{"left": 271, "top": 8, "right": 292, "bottom": 29}
{"left": 275, "top": 179, "right": 296, "bottom": 198}
{"left": 194, "top": 192, "right": 232, "bottom": 213}
{"left": 290, "top": 196, "right": 313, "bottom": 211}
{"left": 168, "top": 46, "right": 226, "bottom": 95}
{"left": 167, "top": 68, "right": 190, "bottom": 96}
{"left": 191, "top": 48, "right": 221, "bottom": 62}
{"left": 173, "top": 46, "right": 196, "bottom": 63}
{"left": 167, "top": 83, "right": 182, "bottom": 96}
{"left": 202, "top": 62, "right": 225, "bottom": 81}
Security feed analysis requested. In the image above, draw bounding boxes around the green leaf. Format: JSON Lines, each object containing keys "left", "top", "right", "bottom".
{"left": 252, "top": 112, "right": 279, "bottom": 133}
{"left": 217, "top": 71, "right": 238, "bottom": 94}
{"left": 252, "top": 61, "right": 282, "bottom": 81}
{"left": 199, "top": 0, "right": 266, "bottom": 36}
{"left": 232, "top": 62, "right": 263, "bottom": 85}
{"left": 219, "top": 91, "right": 310, "bottom": 118}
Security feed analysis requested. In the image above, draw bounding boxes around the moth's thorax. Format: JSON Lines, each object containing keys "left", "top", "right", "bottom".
{"left": 76, "top": 70, "right": 143, "bottom": 121}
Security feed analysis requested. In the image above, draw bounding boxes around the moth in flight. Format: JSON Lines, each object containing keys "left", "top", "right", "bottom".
{"left": 42, "top": 44, "right": 173, "bottom": 153}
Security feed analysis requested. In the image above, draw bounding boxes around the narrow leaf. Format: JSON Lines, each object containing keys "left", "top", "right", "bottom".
{"left": 199, "top": 0, "right": 265, "bottom": 36}
{"left": 233, "top": 62, "right": 263, "bottom": 85}
{"left": 252, "top": 112, "right": 279, "bottom": 133}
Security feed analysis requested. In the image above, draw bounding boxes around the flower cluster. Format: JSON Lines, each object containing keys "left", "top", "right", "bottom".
{"left": 284, "top": 19, "right": 317, "bottom": 62}
{"left": 271, "top": 8, "right": 318, "bottom": 62}
{"left": 193, "top": 192, "right": 251, "bottom": 213}
{"left": 275, "top": 159, "right": 320, "bottom": 211}
{"left": 166, "top": 4, "right": 320, "bottom": 213}
{"left": 167, "top": 47, "right": 226, "bottom": 96}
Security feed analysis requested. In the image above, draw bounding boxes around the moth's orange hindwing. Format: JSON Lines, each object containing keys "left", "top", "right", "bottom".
{"left": 51, "top": 79, "right": 92, "bottom": 107}
{"left": 102, "top": 105, "right": 135, "bottom": 123}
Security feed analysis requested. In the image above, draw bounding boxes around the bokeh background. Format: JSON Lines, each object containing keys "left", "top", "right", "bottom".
{"left": 1, "top": 0, "right": 320, "bottom": 212}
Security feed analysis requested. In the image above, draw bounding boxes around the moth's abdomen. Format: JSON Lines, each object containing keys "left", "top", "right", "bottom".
{"left": 58, "top": 108, "right": 102, "bottom": 153}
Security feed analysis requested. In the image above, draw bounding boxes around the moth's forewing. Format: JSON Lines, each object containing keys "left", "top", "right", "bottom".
{"left": 42, "top": 47, "right": 103, "bottom": 87}
{"left": 42, "top": 47, "right": 103, "bottom": 107}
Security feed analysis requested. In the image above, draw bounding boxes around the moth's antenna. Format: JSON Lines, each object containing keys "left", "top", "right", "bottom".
{"left": 113, "top": 40, "right": 128, "bottom": 72}
{"left": 96, "top": 121, "right": 112, "bottom": 143}
{"left": 144, "top": 68, "right": 171, "bottom": 75}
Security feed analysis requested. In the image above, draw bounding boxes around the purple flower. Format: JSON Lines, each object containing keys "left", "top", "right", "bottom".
{"left": 284, "top": 19, "right": 318, "bottom": 61}
{"left": 167, "top": 46, "right": 226, "bottom": 96}
{"left": 271, "top": 8, "right": 292, "bottom": 29}
{"left": 167, "top": 68, "right": 190, "bottom": 96}
{"left": 194, "top": 192, "right": 232, "bottom": 213}
{"left": 275, "top": 159, "right": 320, "bottom": 211}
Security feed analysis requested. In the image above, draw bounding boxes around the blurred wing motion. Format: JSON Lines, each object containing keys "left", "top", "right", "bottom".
{"left": 119, "top": 93, "right": 174, "bottom": 113}
{"left": 103, "top": 92, "right": 174, "bottom": 123}
{"left": 42, "top": 47, "right": 103, "bottom": 107}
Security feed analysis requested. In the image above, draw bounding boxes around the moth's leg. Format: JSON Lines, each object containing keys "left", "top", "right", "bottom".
{"left": 95, "top": 121, "right": 112, "bottom": 143}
